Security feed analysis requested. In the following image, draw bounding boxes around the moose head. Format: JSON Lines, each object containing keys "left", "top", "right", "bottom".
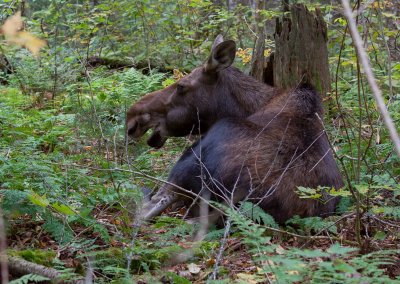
{"left": 126, "top": 35, "right": 274, "bottom": 148}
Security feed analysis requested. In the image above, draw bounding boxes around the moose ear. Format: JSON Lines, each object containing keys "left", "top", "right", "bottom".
{"left": 211, "top": 34, "right": 224, "bottom": 50}
{"left": 205, "top": 37, "right": 236, "bottom": 73}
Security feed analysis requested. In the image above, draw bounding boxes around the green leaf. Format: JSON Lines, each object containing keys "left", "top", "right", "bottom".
{"left": 51, "top": 202, "right": 76, "bottom": 216}
{"left": 327, "top": 243, "right": 358, "bottom": 256}
{"left": 373, "top": 231, "right": 387, "bottom": 241}
{"left": 28, "top": 192, "right": 49, "bottom": 208}
{"left": 354, "top": 184, "right": 369, "bottom": 195}
{"left": 9, "top": 273, "right": 50, "bottom": 284}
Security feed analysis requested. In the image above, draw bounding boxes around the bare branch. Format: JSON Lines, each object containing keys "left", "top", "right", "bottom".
{"left": 209, "top": 219, "right": 232, "bottom": 281}
{"left": 341, "top": 0, "right": 400, "bottom": 157}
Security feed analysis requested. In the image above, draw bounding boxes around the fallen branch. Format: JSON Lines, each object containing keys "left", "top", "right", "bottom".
{"left": 85, "top": 56, "right": 190, "bottom": 73}
{"left": 8, "top": 256, "right": 84, "bottom": 284}
{"left": 365, "top": 213, "right": 400, "bottom": 229}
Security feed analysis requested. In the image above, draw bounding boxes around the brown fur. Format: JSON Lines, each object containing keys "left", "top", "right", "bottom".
{"left": 126, "top": 36, "right": 343, "bottom": 223}
{"left": 126, "top": 38, "right": 278, "bottom": 148}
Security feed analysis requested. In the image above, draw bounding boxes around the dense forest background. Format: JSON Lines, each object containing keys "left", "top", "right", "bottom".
{"left": 0, "top": 0, "right": 399, "bottom": 283}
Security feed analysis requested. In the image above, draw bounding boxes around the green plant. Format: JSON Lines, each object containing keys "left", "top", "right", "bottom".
{"left": 227, "top": 208, "right": 399, "bottom": 283}
{"left": 9, "top": 274, "right": 50, "bottom": 284}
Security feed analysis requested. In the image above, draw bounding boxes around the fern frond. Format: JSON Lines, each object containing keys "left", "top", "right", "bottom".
{"left": 9, "top": 274, "right": 50, "bottom": 284}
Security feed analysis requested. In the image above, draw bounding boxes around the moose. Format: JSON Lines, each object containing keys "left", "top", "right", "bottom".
{"left": 126, "top": 35, "right": 343, "bottom": 223}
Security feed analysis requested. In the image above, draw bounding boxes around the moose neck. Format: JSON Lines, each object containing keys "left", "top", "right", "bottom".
{"left": 216, "top": 67, "right": 276, "bottom": 118}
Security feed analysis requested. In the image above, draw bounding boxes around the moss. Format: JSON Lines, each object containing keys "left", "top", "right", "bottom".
{"left": 163, "top": 272, "right": 191, "bottom": 284}
{"left": 92, "top": 247, "right": 125, "bottom": 267}
{"left": 8, "top": 249, "right": 56, "bottom": 267}
{"left": 194, "top": 241, "right": 219, "bottom": 258}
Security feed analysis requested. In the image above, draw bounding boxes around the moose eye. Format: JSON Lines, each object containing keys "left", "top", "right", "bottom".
{"left": 176, "top": 84, "right": 186, "bottom": 95}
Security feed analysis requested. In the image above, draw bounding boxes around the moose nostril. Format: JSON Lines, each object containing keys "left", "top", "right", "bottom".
{"left": 127, "top": 121, "right": 138, "bottom": 136}
{"left": 147, "top": 131, "right": 167, "bottom": 148}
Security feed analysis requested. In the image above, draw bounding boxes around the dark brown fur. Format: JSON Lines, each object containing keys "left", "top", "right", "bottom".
{"left": 126, "top": 37, "right": 278, "bottom": 148}
{"left": 126, "top": 36, "right": 343, "bottom": 222}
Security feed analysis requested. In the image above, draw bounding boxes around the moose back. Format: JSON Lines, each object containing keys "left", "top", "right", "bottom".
{"left": 126, "top": 35, "right": 343, "bottom": 223}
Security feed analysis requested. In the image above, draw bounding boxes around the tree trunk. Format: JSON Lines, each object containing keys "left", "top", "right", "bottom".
{"left": 273, "top": 4, "right": 331, "bottom": 96}
{"left": 20, "top": 0, "right": 27, "bottom": 17}
{"left": 250, "top": 0, "right": 266, "bottom": 82}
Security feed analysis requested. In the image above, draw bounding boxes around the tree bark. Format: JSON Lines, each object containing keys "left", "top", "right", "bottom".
{"left": 8, "top": 256, "right": 84, "bottom": 283}
{"left": 273, "top": 4, "right": 331, "bottom": 96}
{"left": 250, "top": 0, "right": 266, "bottom": 82}
{"left": 0, "top": 54, "right": 14, "bottom": 85}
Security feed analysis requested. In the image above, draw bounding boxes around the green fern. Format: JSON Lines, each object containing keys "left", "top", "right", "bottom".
{"left": 118, "top": 68, "right": 165, "bottom": 100}
{"left": 226, "top": 208, "right": 398, "bottom": 283}
{"left": 239, "top": 201, "right": 278, "bottom": 228}
{"left": 381, "top": 206, "right": 400, "bottom": 219}
{"left": 226, "top": 206, "right": 271, "bottom": 250}
{"left": 9, "top": 274, "right": 50, "bottom": 284}
{"left": 1, "top": 189, "right": 39, "bottom": 216}
{"left": 153, "top": 216, "right": 196, "bottom": 240}
{"left": 205, "top": 228, "right": 226, "bottom": 240}
{"left": 286, "top": 215, "right": 338, "bottom": 234}
{"left": 42, "top": 213, "right": 74, "bottom": 244}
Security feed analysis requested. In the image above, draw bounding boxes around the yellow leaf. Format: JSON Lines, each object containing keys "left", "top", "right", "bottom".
{"left": 1, "top": 11, "right": 23, "bottom": 37}
{"left": 173, "top": 69, "right": 185, "bottom": 80}
{"left": 264, "top": 48, "right": 271, "bottom": 57}
{"left": 8, "top": 31, "right": 47, "bottom": 56}
{"left": 1, "top": 12, "right": 47, "bottom": 56}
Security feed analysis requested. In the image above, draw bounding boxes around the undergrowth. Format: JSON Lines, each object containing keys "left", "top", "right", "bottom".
{"left": 1, "top": 63, "right": 399, "bottom": 282}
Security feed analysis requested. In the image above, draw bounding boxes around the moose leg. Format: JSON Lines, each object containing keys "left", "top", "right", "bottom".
{"left": 139, "top": 138, "right": 219, "bottom": 222}
{"left": 140, "top": 184, "right": 179, "bottom": 220}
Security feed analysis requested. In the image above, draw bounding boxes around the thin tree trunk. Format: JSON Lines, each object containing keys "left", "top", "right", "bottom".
{"left": 0, "top": 209, "right": 8, "bottom": 284}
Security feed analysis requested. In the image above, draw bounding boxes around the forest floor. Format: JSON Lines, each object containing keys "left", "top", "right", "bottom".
{"left": 2, "top": 85, "right": 400, "bottom": 283}
{"left": 6, "top": 204, "right": 400, "bottom": 282}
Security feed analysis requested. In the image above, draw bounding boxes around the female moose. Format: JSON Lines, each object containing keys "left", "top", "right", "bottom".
{"left": 126, "top": 36, "right": 343, "bottom": 223}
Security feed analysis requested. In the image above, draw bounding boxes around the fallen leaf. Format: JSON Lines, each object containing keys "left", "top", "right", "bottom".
{"left": 275, "top": 245, "right": 285, "bottom": 255}
{"left": 288, "top": 270, "right": 300, "bottom": 275}
{"left": 187, "top": 263, "right": 201, "bottom": 274}
{"left": 178, "top": 242, "right": 192, "bottom": 249}
{"left": 205, "top": 258, "right": 216, "bottom": 267}
{"left": 236, "top": 273, "right": 261, "bottom": 284}
{"left": 178, "top": 270, "right": 192, "bottom": 279}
